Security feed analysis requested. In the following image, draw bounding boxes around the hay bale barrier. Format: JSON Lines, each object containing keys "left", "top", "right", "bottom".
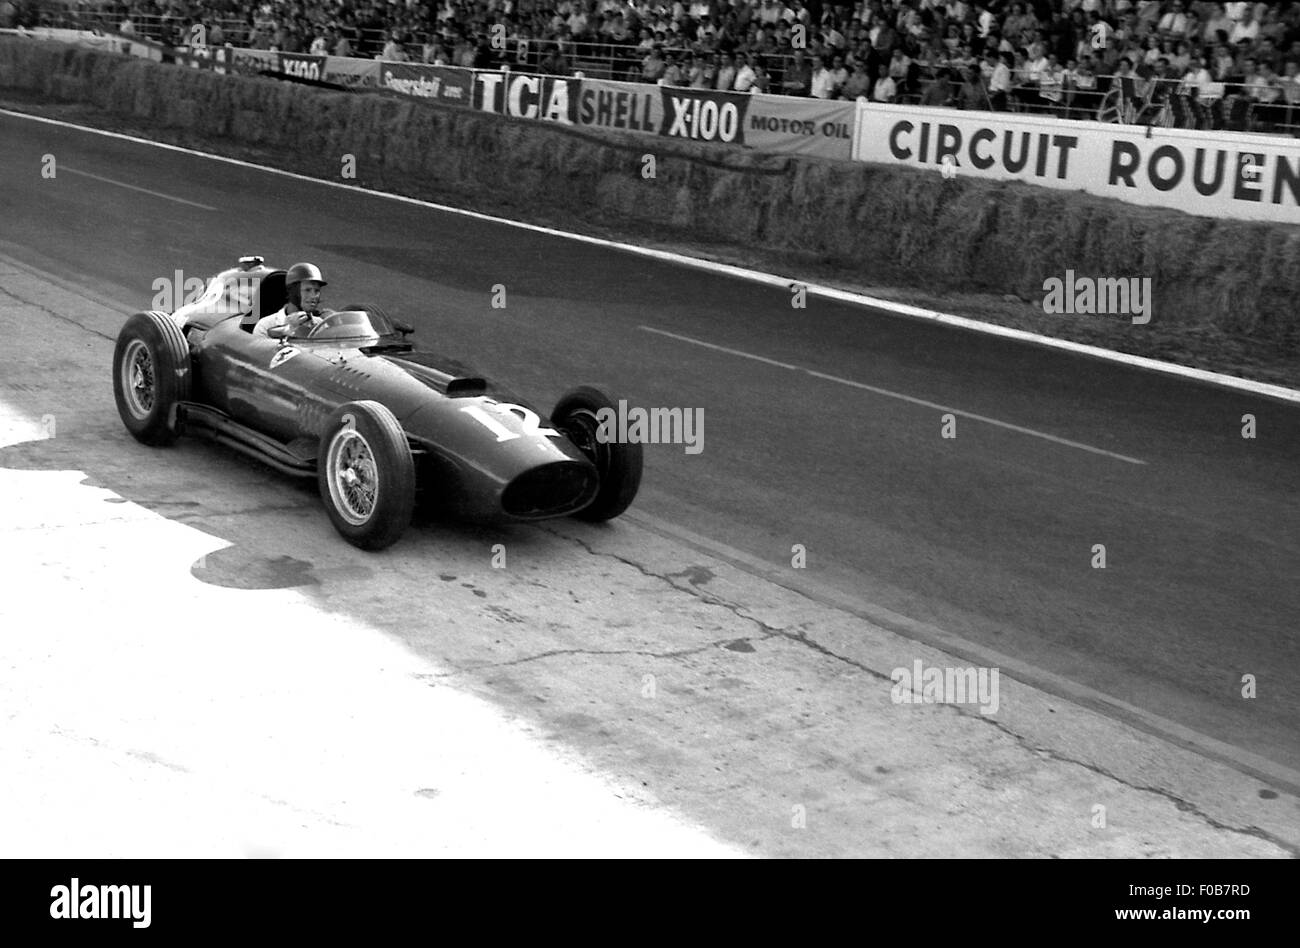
{"left": 3, "top": 37, "right": 1297, "bottom": 357}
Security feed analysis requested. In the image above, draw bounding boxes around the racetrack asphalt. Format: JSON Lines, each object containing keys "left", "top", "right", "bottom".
{"left": 1, "top": 110, "right": 1297, "bottom": 856}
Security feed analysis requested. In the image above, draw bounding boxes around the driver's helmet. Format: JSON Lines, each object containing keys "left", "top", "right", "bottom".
{"left": 284, "top": 262, "right": 327, "bottom": 315}
{"left": 285, "top": 262, "right": 327, "bottom": 289}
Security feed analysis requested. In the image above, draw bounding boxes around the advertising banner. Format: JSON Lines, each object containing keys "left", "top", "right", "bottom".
{"left": 379, "top": 61, "right": 470, "bottom": 105}
{"left": 473, "top": 70, "right": 580, "bottom": 124}
{"left": 745, "top": 93, "right": 854, "bottom": 159}
{"left": 0, "top": 27, "right": 119, "bottom": 50}
{"left": 576, "top": 77, "right": 660, "bottom": 134}
{"left": 276, "top": 52, "right": 326, "bottom": 82}
{"left": 577, "top": 81, "right": 751, "bottom": 144}
{"left": 325, "top": 55, "right": 380, "bottom": 87}
{"left": 852, "top": 101, "right": 1300, "bottom": 224}
{"left": 118, "top": 37, "right": 164, "bottom": 61}
{"left": 576, "top": 78, "right": 854, "bottom": 158}
{"left": 225, "top": 46, "right": 275, "bottom": 76}
{"left": 0, "top": 27, "right": 163, "bottom": 59}
{"left": 656, "top": 85, "right": 750, "bottom": 143}
{"left": 743, "top": 92, "right": 852, "bottom": 159}
{"left": 171, "top": 43, "right": 237, "bottom": 72}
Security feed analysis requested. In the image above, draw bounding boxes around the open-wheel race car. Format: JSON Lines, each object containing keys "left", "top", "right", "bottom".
{"left": 112, "top": 256, "right": 641, "bottom": 550}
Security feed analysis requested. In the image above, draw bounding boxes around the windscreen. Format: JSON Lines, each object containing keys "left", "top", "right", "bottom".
{"left": 305, "top": 310, "right": 389, "bottom": 342}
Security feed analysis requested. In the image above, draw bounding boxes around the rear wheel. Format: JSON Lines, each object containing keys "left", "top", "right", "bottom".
{"left": 112, "top": 311, "right": 191, "bottom": 446}
{"left": 552, "top": 385, "right": 642, "bottom": 522}
{"left": 317, "top": 400, "right": 416, "bottom": 550}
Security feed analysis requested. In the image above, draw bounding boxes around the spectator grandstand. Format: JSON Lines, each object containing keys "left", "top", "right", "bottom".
{"left": 16, "top": 1, "right": 1300, "bottom": 134}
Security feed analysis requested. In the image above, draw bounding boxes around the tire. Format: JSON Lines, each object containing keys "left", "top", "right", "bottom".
{"left": 317, "top": 400, "right": 416, "bottom": 551}
{"left": 552, "top": 385, "right": 642, "bottom": 522}
{"left": 112, "top": 310, "right": 192, "bottom": 446}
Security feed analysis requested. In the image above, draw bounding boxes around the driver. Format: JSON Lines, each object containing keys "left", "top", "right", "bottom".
{"left": 254, "top": 262, "right": 328, "bottom": 337}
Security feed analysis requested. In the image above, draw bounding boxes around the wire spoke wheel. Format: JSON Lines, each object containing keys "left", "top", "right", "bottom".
{"left": 327, "top": 428, "right": 379, "bottom": 525}
{"left": 112, "top": 311, "right": 191, "bottom": 446}
{"left": 316, "top": 401, "right": 416, "bottom": 551}
{"left": 120, "top": 339, "right": 156, "bottom": 419}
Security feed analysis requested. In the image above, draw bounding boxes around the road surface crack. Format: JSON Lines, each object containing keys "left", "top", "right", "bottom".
{"left": 423, "top": 635, "right": 779, "bottom": 677}
{"left": 560, "top": 531, "right": 1298, "bottom": 854}
{"left": 0, "top": 283, "right": 116, "bottom": 342}
{"left": 971, "top": 714, "right": 1300, "bottom": 856}
{"left": 562, "top": 532, "right": 893, "bottom": 682}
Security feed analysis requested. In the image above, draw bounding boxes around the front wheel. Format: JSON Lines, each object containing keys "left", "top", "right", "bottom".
{"left": 112, "top": 310, "right": 191, "bottom": 445}
{"left": 317, "top": 401, "right": 416, "bottom": 550}
{"left": 552, "top": 385, "right": 642, "bottom": 522}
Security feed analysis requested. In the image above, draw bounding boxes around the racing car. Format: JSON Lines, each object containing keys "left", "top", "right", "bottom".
{"left": 111, "top": 256, "right": 641, "bottom": 550}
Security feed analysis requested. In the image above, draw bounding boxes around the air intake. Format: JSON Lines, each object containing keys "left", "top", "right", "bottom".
{"left": 446, "top": 377, "right": 488, "bottom": 397}
{"left": 502, "top": 462, "right": 597, "bottom": 518}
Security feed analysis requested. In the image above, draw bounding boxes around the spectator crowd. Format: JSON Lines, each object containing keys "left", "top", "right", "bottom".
{"left": 14, "top": 1, "right": 1300, "bottom": 129}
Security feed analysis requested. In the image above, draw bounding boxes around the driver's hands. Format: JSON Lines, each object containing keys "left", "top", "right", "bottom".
{"left": 289, "top": 312, "right": 319, "bottom": 336}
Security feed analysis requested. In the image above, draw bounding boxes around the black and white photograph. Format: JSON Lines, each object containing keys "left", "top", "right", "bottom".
{"left": 0, "top": 0, "right": 1294, "bottom": 923}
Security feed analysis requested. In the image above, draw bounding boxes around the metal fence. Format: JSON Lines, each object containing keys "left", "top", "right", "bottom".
{"left": 24, "top": 4, "right": 1300, "bottom": 137}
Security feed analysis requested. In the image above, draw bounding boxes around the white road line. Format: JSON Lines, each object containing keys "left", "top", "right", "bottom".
{"left": 641, "top": 325, "right": 1148, "bottom": 465}
{"left": 4, "top": 108, "right": 1298, "bottom": 406}
{"left": 803, "top": 369, "right": 1148, "bottom": 465}
{"left": 638, "top": 327, "right": 801, "bottom": 370}
{"left": 60, "top": 166, "right": 217, "bottom": 210}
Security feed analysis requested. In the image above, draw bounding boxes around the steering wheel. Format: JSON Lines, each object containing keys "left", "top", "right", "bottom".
{"left": 303, "top": 309, "right": 341, "bottom": 338}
